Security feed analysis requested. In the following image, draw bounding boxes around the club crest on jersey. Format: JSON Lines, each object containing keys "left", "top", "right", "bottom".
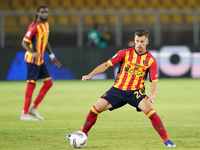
{"left": 143, "top": 60, "right": 147, "bottom": 65}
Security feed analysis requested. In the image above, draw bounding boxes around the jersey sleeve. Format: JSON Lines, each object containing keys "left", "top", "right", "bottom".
{"left": 23, "top": 23, "right": 38, "bottom": 43}
{"left": 149, "top": 59, "right": 158, "bottom": 82}
{"left": 107, "top": 50, "right": 126, "bottom": 67}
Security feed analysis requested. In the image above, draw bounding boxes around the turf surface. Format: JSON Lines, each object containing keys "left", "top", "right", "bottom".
{"left": 0, "top": 78, "right": 199, "bottom": 150}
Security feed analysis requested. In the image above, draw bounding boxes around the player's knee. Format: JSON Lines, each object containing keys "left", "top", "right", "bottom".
{"left": 94, "top": 98, "right": 112, "bottom": 112}
{"left": 138, "top": 98, "right": 153, "bottom": 114}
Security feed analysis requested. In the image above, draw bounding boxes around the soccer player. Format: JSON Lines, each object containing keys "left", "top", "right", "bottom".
{"left": 67, "top": 29, "right": 176, "bottom": 147}
{"left": 20, "top": 5, "right": 61, "bottom": 121}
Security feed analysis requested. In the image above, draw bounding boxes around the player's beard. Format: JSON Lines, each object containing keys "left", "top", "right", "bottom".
{"left": 137, "top": 46, "right": 143, "bottom": 51}
{"left": 136, "top": 46, "right": 146, "bottom": 53}
{"left": 39, "top": 16, "right": 48, "bottom": 22}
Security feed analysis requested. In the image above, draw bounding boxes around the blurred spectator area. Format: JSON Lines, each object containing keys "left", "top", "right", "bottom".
{"left": 0, "top": 0, "right": 200, "bottom": 27}
{"left": 0, "top": 0, "right": 200, "bottom": 47}
{"left": 0, "top": 0, "right": 200, "bottom": 10}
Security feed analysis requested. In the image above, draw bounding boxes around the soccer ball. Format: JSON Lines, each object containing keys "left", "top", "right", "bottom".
{"left": 70, "top": 131, "right": 87, "bottom": 148}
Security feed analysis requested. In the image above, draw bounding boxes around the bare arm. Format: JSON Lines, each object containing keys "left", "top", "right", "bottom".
{"left": 149, "top": 81, "right": 157, "bottom": 103}
{"left": 45, "top": 42, "right": 62, "bottom": 67}
{"left": 45, "top": 42, "right": 53, "bottom": 54}
{"left": 82, "top": 61, "right": 111, "bottom": 82}
{"left": 21, "top": 40, "right": 41, "bottom": 58}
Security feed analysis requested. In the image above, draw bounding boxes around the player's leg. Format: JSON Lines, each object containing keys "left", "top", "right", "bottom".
{"left": 23, "top": 80, "right": 36, "bottom": 115}
{"left": 29, "top": 63, "right": 53, "bottom": 120}
{"left": 81, "top": 98, "right": 113, "bottom": 134}
{"left": 81, "top": 86, "right": 126, "bottom": 135}
{"left": 66, "top": 87, "right": 126, "bottom": 140}
{"left": 31, "top": 78, "right": 53, "bottom": 109}
{"left": 66, "top": 98, "right": 112, "bottom": 140}
{"left": 21, "top": 63, "right": 39, "bottom": 121}
{"left": 138, "top": 98, "right": 176, "bottom": 147}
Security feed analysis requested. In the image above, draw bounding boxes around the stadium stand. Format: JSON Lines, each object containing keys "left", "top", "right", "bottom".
{"left": 11, "top": 0, "right": 24, "bottom": 10}
{"left": 0, "top": 0, "right": 10, "bottom": 10}
{"left": 61, "top": 0, "right": 76, "bottom": 10}
{"left": 122, "top": 14, "right": 132, "bottom": 24}
{"left": 24, "top": 0, "right": 37, "bottom": 10}
{"left": 108, "top": 14, "right": 116, "bottom": 24}
{"left": 36, "top": 0, "right": 48, "bottom": 8}
{"left": 96, "top": 14, "right": 107, "bottom": 24}
{"left": 99, "top": 0, "right": 110, "bottom": 9}
{"left": 70, "top": 15, "right": 78, "bottom": 24}
{"left": 185, "top": 14, "right": 194, "bottom": 23}
{"left": 74, "top": 0, "right": 85, "bottom": 10}
{"left": 49, "top": 0, "right": 62, "bottom": 10}
{"left": 0, "top": 0, "right": 199, "bottom": 10}
{"left": 0, "top": 0, "right": 200, "bottom": 33}
{"left": 5, "top": 16, "right": 19, "bottom": 32}
{"left": 109, "top": 0, "right": 122, "bottom": 9}
{"left": 172, "top": 14, "right": 183, "bottom": 24}
{"left": 48, "top": 15, "right": 56, "bottom": 25}
{"left": 19, "top": 15, "right": 30, "bottom": 25}
{"left": 161, "top": 14, "right": 170, "bottom": 24}
{"left": 58, "top": 15, "right": 68, "bottom": 25}
{"left": 83, "top": 14, "right": 94, "bottom": 25}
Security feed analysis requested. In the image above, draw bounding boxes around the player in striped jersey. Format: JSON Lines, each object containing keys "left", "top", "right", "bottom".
{"left": 20, "top": 5, "right": 61, "bottom": 121}
{"left": 67, "top": 29, "right": 176, "bottom": 147}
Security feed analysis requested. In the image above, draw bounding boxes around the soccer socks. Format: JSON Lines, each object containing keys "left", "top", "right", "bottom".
{"left": 82, "top": 106, "right": 101, "bottom": 134}
{"left": 33, "top": 80, "right": 53, "bottom": 109}
{"left": 23, "top": 83, "right": 36, "bottom": 114}
{"left": 146, "top": 109, "right": 169, "bottom": 143}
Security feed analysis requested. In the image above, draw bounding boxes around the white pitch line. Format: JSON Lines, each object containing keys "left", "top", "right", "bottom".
{"left": 0, "top": 125, "right": 200, "bottom": 131}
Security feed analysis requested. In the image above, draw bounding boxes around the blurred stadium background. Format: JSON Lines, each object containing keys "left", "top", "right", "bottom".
{"left": 0, "top": 0, "right": 200, "bottom": 80}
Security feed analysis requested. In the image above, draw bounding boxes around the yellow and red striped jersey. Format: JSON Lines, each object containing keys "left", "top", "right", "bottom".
{"left": 108, "top": 46, "right": 158, "bottom": 91}
{"left": 23, "top": 19, "right": 49, "bottom": 66}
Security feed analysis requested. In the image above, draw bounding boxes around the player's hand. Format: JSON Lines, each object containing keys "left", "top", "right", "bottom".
{"left": 82, "top": 75, "right": 91, "bottom": 82}
{"left": 149, "top": 94, "right": 155, "bottom": 103}
{"left": 51, "top": 58, "right": 62, "bottom": 67}
{"left": 32, "top": 52, "right": 41, "bottom": 58}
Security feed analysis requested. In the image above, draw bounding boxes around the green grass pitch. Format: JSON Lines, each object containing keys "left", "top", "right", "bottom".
{"left": 0, "top": 78, "right": 200, "bottom": 150}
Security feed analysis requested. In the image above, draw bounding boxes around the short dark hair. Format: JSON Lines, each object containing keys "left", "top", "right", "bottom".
{"left": 37, "top": 5, "right": 47, "bottom": 12}
{"left": 134, "top": 29, "right": 149, "bottom": 38}
{"left": 35, "top": 5, "right": 47, "bottom": 20}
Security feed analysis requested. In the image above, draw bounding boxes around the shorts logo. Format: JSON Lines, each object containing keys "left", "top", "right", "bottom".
{"left": 102, "top": 93, "right": 107, "bottom": 97}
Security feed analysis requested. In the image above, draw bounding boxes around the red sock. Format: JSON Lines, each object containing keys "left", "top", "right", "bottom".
{"left": 82, "top": 106, "right": 101, "bottom": 134}
{"left": 33, "top": 80, "right": 53, "bottom": 109}
{"left": 23, "top": 83, "right": 36, "bottom": 114}
{"left": 146, "top": 109, "right": 169, "bottom": 143}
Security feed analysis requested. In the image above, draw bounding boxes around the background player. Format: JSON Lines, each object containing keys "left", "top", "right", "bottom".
{"left": 67, "top": 29, "right": 176, "bottom": 147}
{"left": 20, "top": 5, "right": 61, "bottom": 121}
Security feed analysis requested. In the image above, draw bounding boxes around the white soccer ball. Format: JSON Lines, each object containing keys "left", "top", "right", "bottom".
{"left": 70, "top": 131, "right": 87, "bottom": 148}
